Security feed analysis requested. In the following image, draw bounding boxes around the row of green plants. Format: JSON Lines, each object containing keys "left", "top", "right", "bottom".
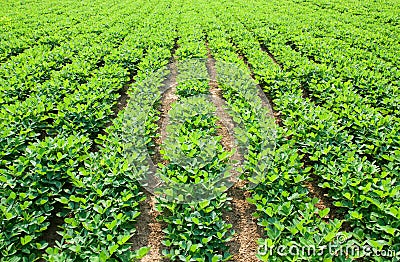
{"left": 286, "top": 0, "right": 399, "bottom": 67}
{"left": 0, "top": 0, "right": 117, "bottom": 63}
{"left": 0, "top": 0, "right": 148, "bottom": 105}
{"left": 47, "top": 13, "right": 177, "bottom": 259}
{"left": 238, "top": 9, "right": 400, "bottom": 257}
{"left": 1, "top": 0, "right": 398, "bottom": 261}
{"left": 45, "top": 49, "right": 173, "bottom": 262}
{"left": 158, "top": 95, "right": 234, "bottom": 261}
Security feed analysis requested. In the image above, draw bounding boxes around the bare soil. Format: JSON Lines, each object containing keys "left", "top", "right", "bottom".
{"left": 37, "top": 202, "right": 66, "bottom": 261}
{"left": 305, "top": 181, "right": 335, "bottom": 213}
{"left": 115, "top": 84, "right": 131, "bottom": 114}
{"left": 153, "top": 52, "right": 178, "bottom": 165}
{"left": 256, "top": 84, "right": 275, "bottom": 119}
{"left": 205, "top": 46, "right": 236, "bottom": 153}
{"left": 38, "top": 209, "right": 63, "bottom": 247}
{"left": 224, "top": 182, "right": 264, "bottom": 262}
{"left": 131, "top": 192, "right": 167, "bottom": 262}
{"left": 92, "top": 76, "right": 134, "bottom": 152}
{"left": 206, "top": 44, "right": 262, "bottom": 261}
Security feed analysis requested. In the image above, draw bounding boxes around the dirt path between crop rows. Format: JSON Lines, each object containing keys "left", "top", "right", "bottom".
{"left": 259, "top": 43, "right": 282, "bottom": 69}
{"left": 206, "top": 54, "right": 242, "bottom": 172}
{"left": 131, "top": 191, "right": 166, "bottom": 262}
{"left": 132, "top": 46, "right": 179, "bottom": 262}
{"left": 154, "top": 52, "right": 179, "bottom": 165}
{"left": 206, "top": 44, "right": 263, "bottom": 262}
{"left": 225, "top": 182, "right": 265, "bottom": 262}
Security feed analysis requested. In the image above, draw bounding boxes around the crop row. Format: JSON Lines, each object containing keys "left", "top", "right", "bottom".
{"left": 0, "top": 1, "right": 156, "bottom": 165}
{"left": 158, "top": 94, "right": 234, "bottom": 261}
{"left": 0, "top": 0, "right": 151, "bottom": 105}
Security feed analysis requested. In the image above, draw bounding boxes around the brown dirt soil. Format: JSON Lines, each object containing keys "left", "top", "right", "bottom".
{"left": 37, "top": 203, "right": 66, "bottom": 261}
{"left": 256, "top": 85, "right": 275, "bottom": 119}
{"left": 206, "top": 52, "right": 243, "bottom": 182}
{"left": 206, "top": 44, "right": 263, "bottom": 261}
{"left": 40, "top": 216, "right": 64, "bottom": 247}
{"left": 38, "top": 212, "right": 63, "bottom": 248}
{"left": 305, "top": 181, "right": 334, "bottom": 215}
{"left": 153, "top": 55, "right": 178, "bottom": 165}
{"left": 224, "top": 182, "right": 264, "bottom": 262}
{"left": 205, "top": 49, "right": 236, "bottom": 153}
{"left": 131, "top": 192, "right": 167, "bottom": 262}
{"left": 115, "top": 83, "right": 131, "bottom": 114}
{"left": 91, "top": 77, "right": 134, "bottom": 152}
{"left": 216, "top": 120, "right": 233, "bottom": 151}
{"left": 305, "top": 179, "right": 352, "bottom": 232}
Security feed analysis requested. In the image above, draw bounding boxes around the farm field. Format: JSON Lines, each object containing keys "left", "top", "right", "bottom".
{"left": 0, "top": 0, "right": 399, "bottom": 261}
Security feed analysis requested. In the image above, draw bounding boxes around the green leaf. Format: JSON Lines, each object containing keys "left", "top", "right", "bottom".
{"left": 21, "top": 235, "right": 33, "bottom": 245}
{"left": 319, "top": 208, "right": 330, "bottom": 218}
{"left": 9, "top": 191, "right": 16, "bottom": 200}
{"left": 190, "top": 244, "right": 198, "bottom": 252}
{"left": 202, "top": 236, "right": 212, "bottom": 244}
{"left": 70, "top": 244, "right": 81, "bottom": 253}
{"left": 118, "top": 234, "right": 131, "bottom": 245}
{"left": 265, "top": 207, "right": 273, "bottom": 217}
{"left": 324, "top": 232, "right": 336, "bottom": 242}
{"left": 192, "top": 217, "right": 200, "bottom": 225}
{"left": 99, "top": 250, "right": 110, "bottom": 262}
{"left": 367, "top": 239, "right": 388, "bottom": 250}
{"left": 211, "top": 255, "right": 221, "bottom": 262}
{"left": 109, "top": 244, "right": 119, "bottom": 255}
{"left": 137, "top": 247, "right": 150, "bottom": 258}
{"left": 57, "top": 152, "right": 63, "bottom": 161}
{"left": 350, "top": 211, "right": 363, "bottom": 220}
{"left": 378, "top": 225, "right": 396, "bottom": 236}
{"left": 343, "top": 192, "right": 352, "bottom": 200}
{"left": 199, "top": 200, "right": 210, "bottom": 209}
{"left": 5, "top": 212, "right": 14, "bottom": 220}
